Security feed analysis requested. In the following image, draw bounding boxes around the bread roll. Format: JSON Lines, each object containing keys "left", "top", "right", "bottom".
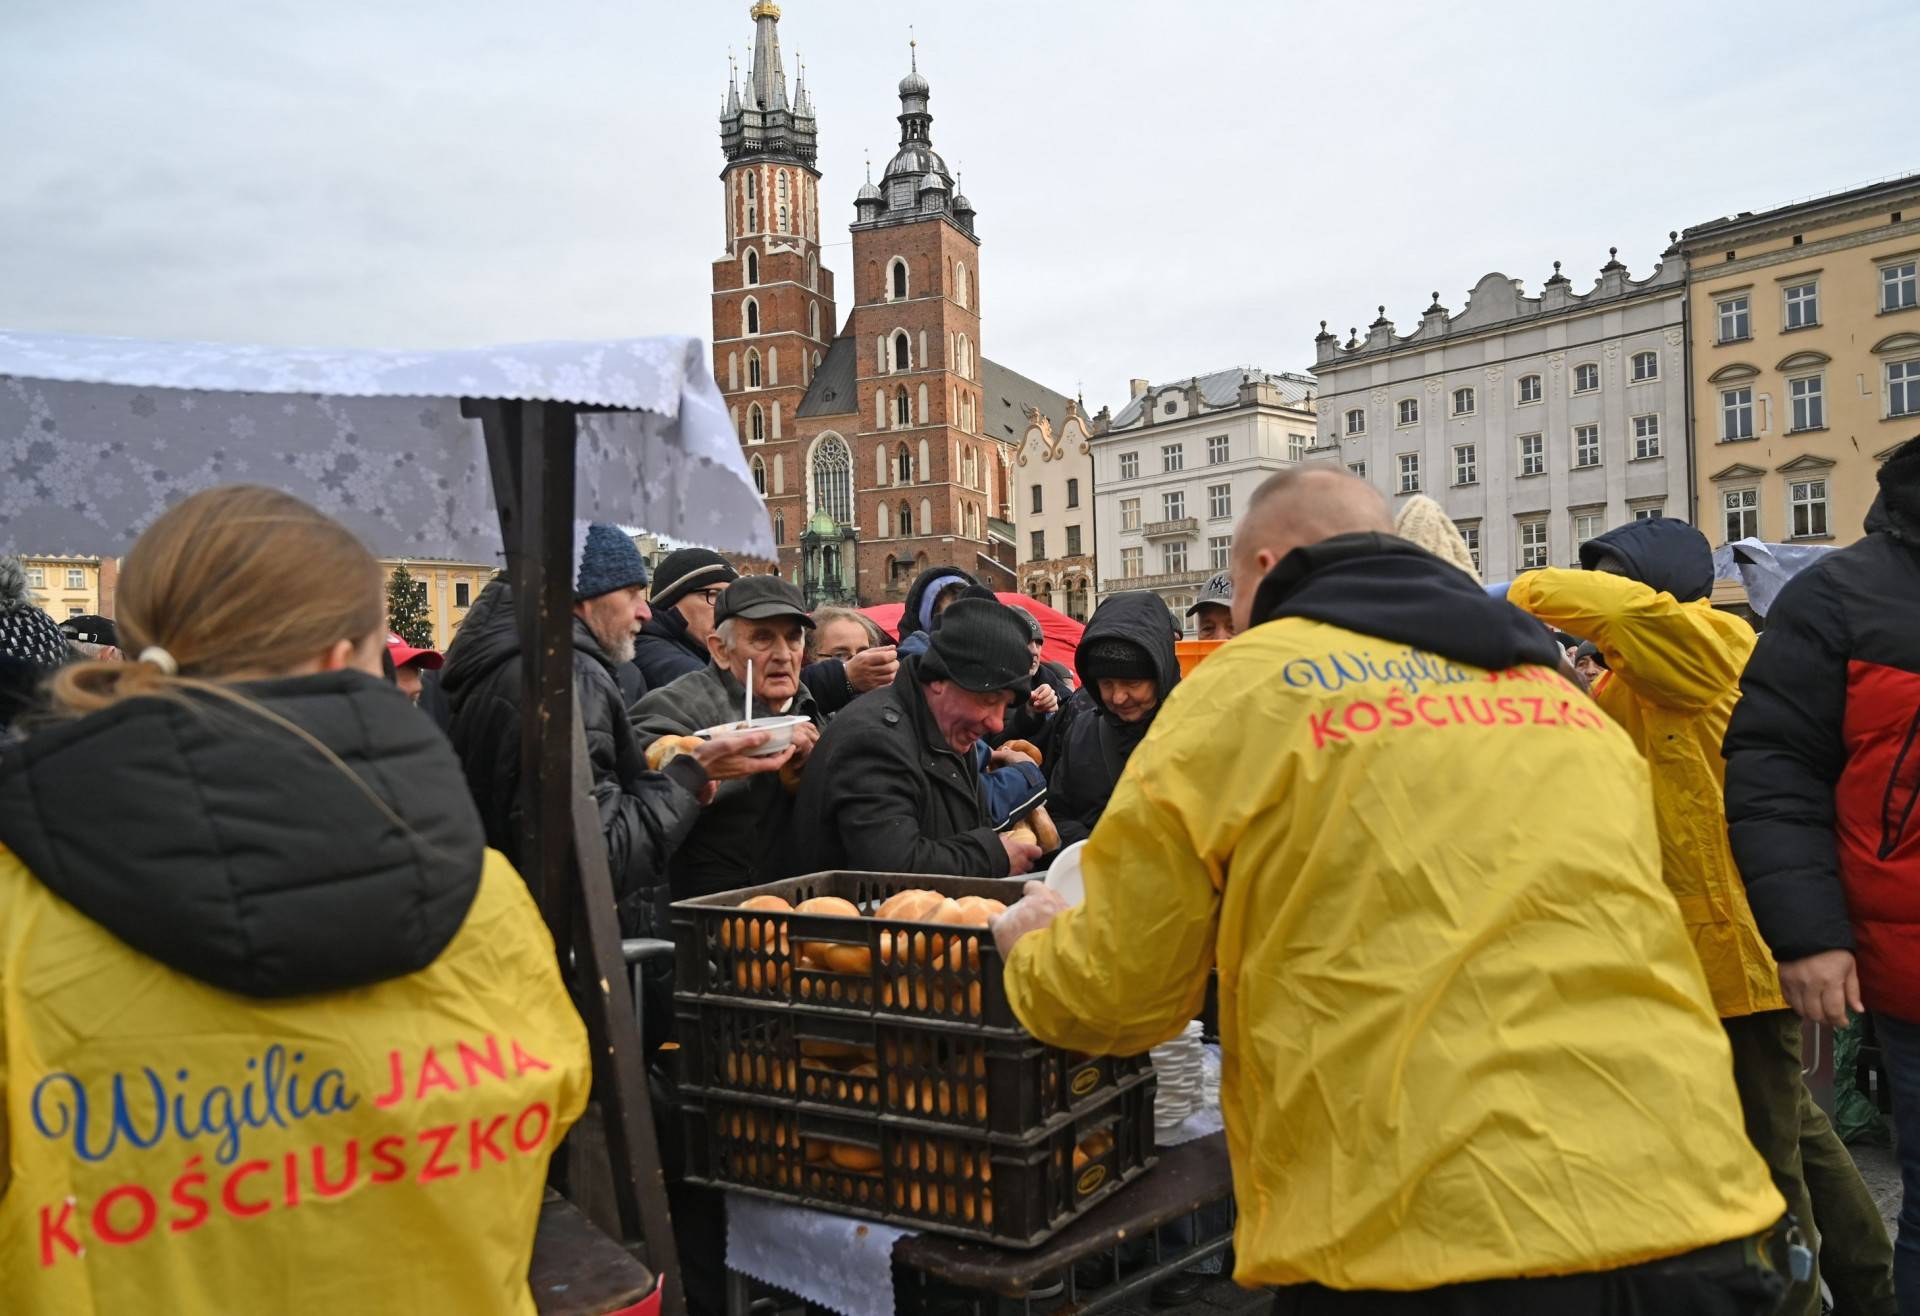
{"left": 827, "top": 1141, "right": 883, "bottom": 1173}
{"left": 795, "top": 896, "right": 862, "bottom": 967}
{"left": 645, "top": 734, "right": 704, "bottom": 772}
{"left": 1027, "top": 805, "right": 1061, "bottom": 852}
{"left": 875, "top": 888, "right": 944, "bottom": 920}
{"left": 722, "top": 894, "right": 793, "bottom": 953}
{"left": 1000, "top": 738, "right": 1043, "bottom": 767}
{"left": 1003, "top": 824, "right": 1038, "bottom": 847}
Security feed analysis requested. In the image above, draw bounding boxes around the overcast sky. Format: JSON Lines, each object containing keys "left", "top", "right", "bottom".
{"left": 4, "top": 0, "right": 1914, "bottom": 413}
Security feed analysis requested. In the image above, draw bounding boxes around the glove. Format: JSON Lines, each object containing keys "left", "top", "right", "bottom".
{"left": 991, "top": 880, "right": 1070, "bottom": 959}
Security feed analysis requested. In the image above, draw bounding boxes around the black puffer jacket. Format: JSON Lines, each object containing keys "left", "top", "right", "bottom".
{"left": 1726, "top": 476, "right": 1920, "bottom": 1019}
{"left": 0, "top": 672, "right": 480, "bottom": 997}
{"left": 440, "top": 578, "right": 705, "bottom": 941}
{"left": 1041, "top": 591, "right": 1180, "bottom": 847}
{"left": 783, "top": 654, "right": 1011, "bottom": 879}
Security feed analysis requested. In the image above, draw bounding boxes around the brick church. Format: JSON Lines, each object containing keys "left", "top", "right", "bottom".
{"left": 710, "top": 2, "right": 1069, "bottom": 606}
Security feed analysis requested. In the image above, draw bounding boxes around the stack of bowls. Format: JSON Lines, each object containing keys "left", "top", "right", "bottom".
{"left": 1150, "top": 1021, "right": 1206, "bottom": 1142}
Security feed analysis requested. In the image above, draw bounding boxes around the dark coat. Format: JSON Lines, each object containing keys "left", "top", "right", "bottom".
{"left": 784, "top": 654, "right": 1012, "bottom": 879}
{"left": 630, "top": 662, "right": 823, "bottom": 899}
{"left": 632, "top": 605, "right": 709, "bottom": 692}
{"left": 1579, "top": 516, "right": 1715, "bottom": 602}
{"left": 1041, "top": 591, "right": 1181, "bottom": 848}
{"left": 0, "top": 672, "right": 480, "bottom": 997}
{"left": 440, "top": 578, "right": 705, "bottom": 942}
{"left": 1725, "top": 493, "right": 1920, "bottom": 1019}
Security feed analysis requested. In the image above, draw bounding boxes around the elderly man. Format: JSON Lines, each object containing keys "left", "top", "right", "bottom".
{"left": 1186, "top": 571, "right": 1236, "bottom": 641}
{"left": 993, "top": 469, "right": 1790, "bottom": 1311}
{"left": 787, "top": 596, "right": 1044, "bottom": 879}
{"left": 632, "top": 577, "right": 825, "bottom": 897}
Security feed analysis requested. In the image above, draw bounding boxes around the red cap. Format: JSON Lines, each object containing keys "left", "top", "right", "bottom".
{"left": 386, "top": 632, "right": 443, "bottom": 670}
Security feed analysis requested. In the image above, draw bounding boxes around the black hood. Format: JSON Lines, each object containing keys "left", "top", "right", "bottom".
{"left": 441, "top": 577, "right": 614, "bottom": 705}
{"left": 1250, "top": 533, "right": 1563, "bottom": 672}
{"left": 898, "top": 566, "right": 978, "bottom": 641}
{"left": 1075, "top": 591, "right": 1179, "bottom": 719}
{"left": 1876, "top": 434, "right": 1920, "bottom": 542}
{"left": 0, "top": 672, "right": 483, "bottom": 998}
{"left": 1577, "top": 517, "right": 1713, "bottom": 603}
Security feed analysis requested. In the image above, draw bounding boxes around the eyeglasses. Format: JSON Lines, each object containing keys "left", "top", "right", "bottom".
{"left": 696, "top": 588, "right": 726, "bottom": 606}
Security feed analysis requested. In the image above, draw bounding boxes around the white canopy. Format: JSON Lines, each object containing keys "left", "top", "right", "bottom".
{"left": 0, "top": 330, "right": 773, "bottom": 563}
{"left": 1712, "top": 536, "right": 1837, "bottom": 616}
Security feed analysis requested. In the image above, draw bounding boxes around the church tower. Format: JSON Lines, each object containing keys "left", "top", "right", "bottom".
{"left": 846, "top": 47, "right": 1006, "bottom": 597}
{"left": 712, "top": 1, "right": 835, "bottom": 563}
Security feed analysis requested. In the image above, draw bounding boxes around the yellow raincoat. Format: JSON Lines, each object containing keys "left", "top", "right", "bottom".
{"left": 1004, "top": 612, "right": 1783, "bottom": 1291}
{"left": 0, "top": 849, "right": 591, "bottom": 1314}
{"left": 1509, "top": 569, "right": 1785, "bottom": 1019}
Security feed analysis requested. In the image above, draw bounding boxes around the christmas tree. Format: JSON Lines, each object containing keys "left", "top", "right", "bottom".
{"left": 386, "top": 564, "right": 433, "bottom": 648}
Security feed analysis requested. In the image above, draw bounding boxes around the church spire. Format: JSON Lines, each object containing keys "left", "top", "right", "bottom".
{"left": 720, "top": 1, "right": 816, "bottom": 167}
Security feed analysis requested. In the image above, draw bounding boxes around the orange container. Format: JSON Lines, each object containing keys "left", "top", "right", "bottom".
{"left": 1175, "top": 640, "right": 1227, "bottom": 677}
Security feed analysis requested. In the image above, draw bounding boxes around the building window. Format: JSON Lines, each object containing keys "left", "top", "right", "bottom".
{"left": 1030, "top": 530, "right": 1045, "bottom": 559}
{"left": 1066, "top": 479, "right": 1080, "bottom": 509}
{"left": 1120, "top": 498, "right": 1141, "bottom": 531}
{"left": 895, "top": 387, "right": 911, "bottom": 427}
{"left": 751, "top": 455, "right": 767, "bottom": 494}
{"left": 25, "top": 567, "right": 44, "bottom": 588}
{"left": 774, "top": 512, "right": 786, "bottom": 545}
{"left": 897, "top": 443, "right": 913, "bottom": 484}
{"left": 1456, "top": 521, "right": 1481, "bottom": 573}
{"left": 744, "top": 298, "right": 760, "bottom": 336}
{"left": 1161, "top": 443, "right": 1184, "bottom": 473}
{"left": 744, "top": 249, "right": 759, "bottom": 285}
{"left": 1573, "top": 424, "right": 1601, "bottom": 468}
{"left": 1121, "top": 546, "right": 1144, "bottom": 578}
{"left": 1572, "top": 509, "right": 1603, "bottom": 555}
{"left": 746, "top": 349, "right": 762, "bottom": 389}
{"left": 1030, "top": 484, "right": 1043, "bottom": 515}
{"left": 1631, "top": 350, "right": 1659, "bottom": 382}
{"left": 1163, "top": 490, "right": 1186, "bottom": 521}
{"left": 811, "top": 435, "right": 853, "bottom": 524}
{"left": 1790, "top": 374, "right": 1825, "bottom": 431}
{"left": 66, "top": 567, "right": 86, "bottom": 589}
{"left": 1721, "top": 387, "right": 1755, "bottom": 440}
{"left": 1633, "top": 414, "right": 1661, "bottom": 459}
{"left": 1452, "top": 386, "right": 1475, "bottom": 416}
{"left": 1784, "top": 281, "right": 1819, "bottom": 329}
{"left": 1633, "top": 503, "right": 1664, "bottom": 522}
{"left": 1207, "top": 483, "right": 1231, "bottom": 520}
{"left": 1288, "top": 433, "right": 1309, "bottom": 462}
{"left": 1162, "top": 541, "right": 1189, "bottom": 573}
{"left": 1119, "top": 451, "right": 1139, "bottom": 480}
{"left": 892, "top": 332, "right": 910, "bottom": 372}
{"left": 891, "top": 259, "right": 909, "bottom": 300}
{"left": 1344, "top": 408, "right": 1366, "bottom": 435}
{"left": 1790, "top": 478, "right": 1829, "bottom": 538}
{"left": 898, "top": 501, "right": 913, "bottom": 536}
{"left": 1208, "top": 536, "right": 1231, "bottom": 570}
{"left": 1519, "top": 518, "right": 1549, "bottom": 570}
{"left": 1882, "top": 261, "right": 1918, "bottom": 313}
{"left": 1888, "top": 360, "right": 1920, "bottom": 417}
{"left": 1453, "top": 443, "right": 1477, "bottom": 486}
{"left": 748, "top": 404, "right": 765, "bottom": 444}
{"left": 1207, "top": 434, "right": 1230, "bottom": 464}
{"left": 1397, "top": 398, "right": 1419, "bottom": 426}
{"left": 1717, "top": 295, "right": 1751, "bottom": 343}
{"left": 810, "top": 303, "right": 820, "bottom": 339}
{"left": 1397, "top": 452, "right": 1421, "bottom": 494}
{"left": 1724, "top": 488, "right": 1759, "bottom": 542}
{"left": 1573, "top": 363, "right": 1600, "bottom": 393}
{"left": 1518, "top": 432, "right": 1545, "bottom": 476}
{"left": 1347, "top": 460, "right": 1368, "bottom": 479}
{"left": 1518, "top": 374, "right": 1543, "bottom": 405}
{"left": 1066, "top": 525, "right": 1082, "bottom": 556}
{"left": 455, "top": 581, "right": 471, "bottom": 609}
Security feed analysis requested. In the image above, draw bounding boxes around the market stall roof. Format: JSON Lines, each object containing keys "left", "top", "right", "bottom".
{"left": 863, "top": 591, "right": 1084, "bottom": 671}
{"left": 0, "top": 330, "right": 771, "bottom": 563}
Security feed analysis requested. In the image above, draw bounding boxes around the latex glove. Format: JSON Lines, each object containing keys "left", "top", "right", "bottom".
{"left": 1779, "top": 949, "right": 1862, "bottom": 1030}
{"left": 1483, "top": 580, "right": 1512, "bottom": 602}
{"left": 692, "top": 730, "right": 794, "bottom": 782}
{"left": 844, "top": 646, "right": 899, "bottom": 694}
{"left": 992, "top": 880, "right": 1069, "bottom": 958}
{"left": 1029, "top": 682, "right": 1059, "bottom": 715}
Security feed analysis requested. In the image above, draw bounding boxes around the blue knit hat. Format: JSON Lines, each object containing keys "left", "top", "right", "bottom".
{"left": 575, "top": 524, "right": 651, "bottom": 601}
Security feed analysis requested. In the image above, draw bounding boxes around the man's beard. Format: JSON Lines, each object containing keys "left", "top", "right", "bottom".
{"left": 591, "top": 616, "right": 636, "bottom": 665}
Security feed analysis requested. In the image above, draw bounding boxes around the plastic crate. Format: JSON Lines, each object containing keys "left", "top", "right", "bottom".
{"left": 683, "top": 1072, "right": 1157, "bottom": 1248}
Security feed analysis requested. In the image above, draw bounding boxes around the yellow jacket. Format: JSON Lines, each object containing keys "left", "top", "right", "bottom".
{"left": 1005, "top": 604, "right": 1782, "bottom": 1290}
{"left": 0, "top": 849, "right": 591, "bottom": 1314}
{"left": 1510, "top": 569, "right": 1784, "bottom": 1018}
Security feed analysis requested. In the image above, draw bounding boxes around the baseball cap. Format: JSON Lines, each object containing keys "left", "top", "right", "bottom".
{"left": 386, "top": 633, "right": 444, "bottom": 671}
{"left": 1185, "top": 572, "right": 1233, "bottom": 617}
{"left": 715, "top": 576, "right": 815, "bottom": 627}
{"left": 59, "top": 614, "right": 117, "bottom": 647}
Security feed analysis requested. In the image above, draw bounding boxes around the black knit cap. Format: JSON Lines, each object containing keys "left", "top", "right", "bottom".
{"left": 1079, "top": 637, "right": 1156, "bottom": 684}
{"left": 652, "top": 548, "right": 738, "bottom": 609}
{"left": 922, "top": 598, "right": 1032, "bottom": 699}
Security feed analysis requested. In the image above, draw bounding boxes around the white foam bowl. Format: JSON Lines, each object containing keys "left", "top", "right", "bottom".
{"left": 1043, "top": 841, "right": 1088, "bottom": 906}
{"left": 693, "top": 714, "right": 810, "bottom": 757}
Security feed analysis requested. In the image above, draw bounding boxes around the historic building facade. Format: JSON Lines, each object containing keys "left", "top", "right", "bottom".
{"left": 1677, "top": 173, "right": 1920, "bottom": 606}
{"left": 1090, "top": 369, "right": 1317, "bottom": 630}
{"left": 17, "top": 555, "right": 114, "bottom": 620}
{"left": 1013, "top": 397, "right": 1095, "bottom": 620}
{"left": 1309, "top": 254, "right": 1689, "bottom": 580}
{"left": 710, "top": 4, "right": 1068, "bottom": 605}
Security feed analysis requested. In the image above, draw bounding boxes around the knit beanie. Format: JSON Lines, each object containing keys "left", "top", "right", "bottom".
{"left": 0, "top": 557, "right": 70, "bottom": 727}
{"left": 574, "top": 524, "right": 652, "bottom": 602}
{"left": 1008, "top": 605, "right": 1043, "bottom": 644}
{"left": 650, "top": 547, "right": 738, "bottom": 609}
{"left": 922, "top": 598, "right": 1032, "bottom": 698}
{"left": 1079, "top": 637, "right": 1156, "bottom": 684}
{"left": 1392, "top": 495, "right": 1480, "bottom": 583}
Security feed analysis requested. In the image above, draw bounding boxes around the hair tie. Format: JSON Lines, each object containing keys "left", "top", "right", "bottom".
{"left": 138, "top": 646, "right": 179, "bottom": 676}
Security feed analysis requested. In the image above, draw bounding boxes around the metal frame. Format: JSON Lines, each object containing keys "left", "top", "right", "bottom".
{"left": 465, "top": 398, "right": 685, "bottom": 1316}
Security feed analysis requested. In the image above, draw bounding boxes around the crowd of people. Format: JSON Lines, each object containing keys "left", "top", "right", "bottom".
{"left": 0, "top": 433, "right": 1914, "bottom": 1314}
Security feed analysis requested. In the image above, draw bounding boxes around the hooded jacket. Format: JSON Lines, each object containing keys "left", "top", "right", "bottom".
{"left": 440, "top": 578, "right": 705, "bottom": 943}
{"left": 782, "top": 654, "right": 1011, "bottom": 879}
{"left": 1003, "top": 533, "right": 1782, "bottom": 1290}
{"left": 1726, "top": 479, "right": 1920, "bottom": 1021}
{"left": 0, "top": 674, "right": 589, "bottom": 1312}
{"left": 1510, "top": 519, "right": 1784, "bottom": 1020}
{"left": 898, "top": 565, "right": 977, "bottom": 644}
{"left": 1042, "top": 591, "right": 1180, "bottom": 847}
